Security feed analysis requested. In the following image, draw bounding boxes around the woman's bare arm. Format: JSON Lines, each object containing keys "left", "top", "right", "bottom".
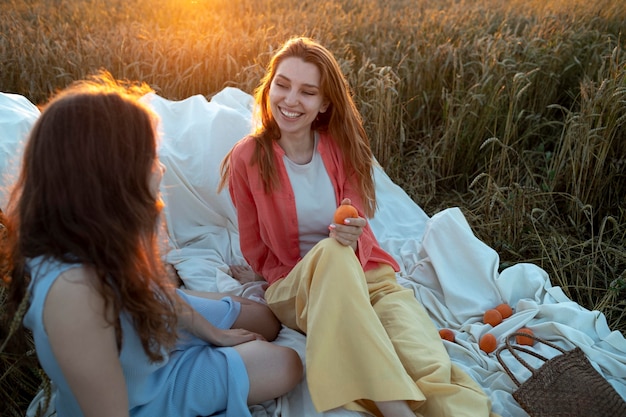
{"left": 45, "top": 266, "right": 129, "bottom": 417}
{"left": 175, "top": 296, "right": 265, "bottom": 346}
{"left": 180, "top": 289, "right": 282, "bottom": 341}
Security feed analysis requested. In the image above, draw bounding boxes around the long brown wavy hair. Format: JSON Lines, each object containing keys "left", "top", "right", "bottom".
{"left": 4, "top": 73, "right": 178, "bottom": 361}
{"left": 220, "top": 37, "right": 377, "bottom": 217}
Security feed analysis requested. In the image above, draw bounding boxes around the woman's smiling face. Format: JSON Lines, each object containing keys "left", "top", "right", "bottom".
{"left": 269, "top": 57, "right": 329, "bottom": 138}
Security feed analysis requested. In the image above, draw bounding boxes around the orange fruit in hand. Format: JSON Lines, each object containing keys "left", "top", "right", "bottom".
{"left": 479, "top": 333, "right": 497, "bottom": 353}
{"left": 516, "top": 327, "right": 534, "bottom": 346}
{"left": 333, "top": 204, "right": 359, "bottom": 224}
{"left": 483, "top": 309, "right": 503, "bottom": 327}
{"left": 495, "top": 303, "right": 513, "bottom": 319}
{"left": 439, "top": 329, "right": 455, "bottom": 342}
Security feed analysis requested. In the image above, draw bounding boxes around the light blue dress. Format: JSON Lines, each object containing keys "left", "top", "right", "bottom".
{"left": 23, "top": 256, "right": 251, "bottom": 417}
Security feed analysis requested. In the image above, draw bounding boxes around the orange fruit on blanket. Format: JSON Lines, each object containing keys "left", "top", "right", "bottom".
{"left": 495, "top": 303, "right": 513, "bottom": 319}
{"left": 483, "top": 308, "right": 503, "bottom": 327}
{"left": 333, "top": 204, "right": 359, "bottom": 224}
{"left": 516, "top": 327, "right": 535, "bottom": 346}
{"left": 479, "top": 333, "right": 497, "bottom": 354}
{"left": 439, "top": 329, "right": 455, "bottom": 342}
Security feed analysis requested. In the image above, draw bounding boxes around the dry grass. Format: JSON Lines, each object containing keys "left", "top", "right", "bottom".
{"left": 1, "top": 0, "right": 625, "bottom": 414}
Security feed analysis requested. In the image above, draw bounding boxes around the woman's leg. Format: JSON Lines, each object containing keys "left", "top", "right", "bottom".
{"left": 233, "top": 340, "right": 303, "bottom": 404}
{"left": 264, "top": 238, "right": 424, "bottom": 415}
{"left": 181, "top": 289, "right": 282, "bottom": 341}
{"left": 367, "top": 265, "right": 495, "bottom": 417}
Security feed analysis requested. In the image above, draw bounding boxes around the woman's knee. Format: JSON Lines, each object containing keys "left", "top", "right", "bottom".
{"left": 272, "top": 344, "right": 304, "bottom": 389}
{"left": 314, "top": 237, "right": 352, "bottom": 255}
{"left": 235, "top": 341, "right": 303, "bottom": 404}
{"left": 306, "top": 238, "right": 356, "bottom": 267}
{"left": 307, "top": 238, "right": 365, "bottom": 287}
{"left": 233, "top": 299, "right": 282, "bottom": 341}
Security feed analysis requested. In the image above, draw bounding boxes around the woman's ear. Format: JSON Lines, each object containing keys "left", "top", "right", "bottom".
{"left": 320, "top": 100, "right": 330, "bottom": 113}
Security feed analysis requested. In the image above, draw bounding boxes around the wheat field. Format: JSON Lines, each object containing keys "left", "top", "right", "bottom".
{"left": 1, "top": 0, "right": 625, "bottom": 414}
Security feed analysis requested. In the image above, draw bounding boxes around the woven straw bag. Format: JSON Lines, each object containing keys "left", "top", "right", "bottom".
{"left": 496, "top": 332, "right": 626, "bottom": 417}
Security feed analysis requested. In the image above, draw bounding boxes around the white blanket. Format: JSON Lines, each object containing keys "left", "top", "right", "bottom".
{"left": 2, "top": 89, "right": 625, "bottom": 417}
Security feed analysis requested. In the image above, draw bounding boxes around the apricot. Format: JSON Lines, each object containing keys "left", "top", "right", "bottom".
{"left": 479, "top": 333, "right": 497, "bottom": 354}
{"left": 516, "top": 327, "right": 535, "bottom": 346}
{"left": 333, "top": 204, "right": 359, "bottom": 224}
{"left": 495, "top": 303, "right": 513, "bottom": 319}
{"left": 439, "top": 328, "right": 455, "bottom": 342}
{"left": 483, "top": 308, "right": 503, "bottom": 327}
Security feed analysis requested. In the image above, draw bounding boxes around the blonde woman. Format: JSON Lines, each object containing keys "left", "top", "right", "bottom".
{"left": 220, "top": 37, "right": 497, "bottom": 417}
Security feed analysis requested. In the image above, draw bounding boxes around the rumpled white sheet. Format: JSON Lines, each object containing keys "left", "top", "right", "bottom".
{"left": 1, "top": 89, "right": 624, "bottom": 417}
{"left": 0, "top": 92, "right": 39, "bottom": 207}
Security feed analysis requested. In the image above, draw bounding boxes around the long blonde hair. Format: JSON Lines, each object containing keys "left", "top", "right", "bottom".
{"left": 220, "top": 37, "right": 377, "bottom": 216}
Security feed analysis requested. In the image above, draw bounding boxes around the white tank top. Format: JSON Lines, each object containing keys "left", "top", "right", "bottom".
{"left": 283, "top": 133, "right": 336, "bottom": 257}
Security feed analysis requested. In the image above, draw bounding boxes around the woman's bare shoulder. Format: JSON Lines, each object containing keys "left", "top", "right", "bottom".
{"left": 51, "top": 265, "right": 101, "bottom": 294}
{"left": 43, "top": 265, "right": 109, "bottom": 331}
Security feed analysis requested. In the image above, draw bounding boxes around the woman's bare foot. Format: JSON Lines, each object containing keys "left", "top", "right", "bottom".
{"left": 375, "top": 400, "right": 416, "bottom": 417}
{"left": 230, "top": 265, "right": 264, "bottom": 284}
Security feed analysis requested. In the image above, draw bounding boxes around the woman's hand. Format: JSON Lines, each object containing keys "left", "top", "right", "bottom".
{"left": 229, "top": 264, "right": 264, "bottom": 284}
{"left": 329, "top": 198, "right": 365, "bottom": 251}
{"left": 210, "top": 327, "right": 266, "bottom": 347}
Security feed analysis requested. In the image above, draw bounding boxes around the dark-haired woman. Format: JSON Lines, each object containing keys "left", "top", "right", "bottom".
{"left": 5, "top": 74, "right": 302, "bottom": 417}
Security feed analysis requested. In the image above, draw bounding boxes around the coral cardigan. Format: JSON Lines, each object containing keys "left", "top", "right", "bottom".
{"left": 228, "top": 130, "right": 400, "bottom": 286}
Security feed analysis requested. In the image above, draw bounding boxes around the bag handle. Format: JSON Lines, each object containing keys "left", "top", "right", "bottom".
{"left": 496, "top": 332, "right": 568, "bottom": 386}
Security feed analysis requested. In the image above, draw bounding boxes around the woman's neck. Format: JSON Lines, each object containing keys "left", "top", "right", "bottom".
{"left": 278, "top": 130, "right": 315, "bottom": 165}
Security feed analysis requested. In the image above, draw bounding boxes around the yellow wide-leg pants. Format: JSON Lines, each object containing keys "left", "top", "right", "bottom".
{"left": 265, "top": 238, "right": 496, "bottom": 417}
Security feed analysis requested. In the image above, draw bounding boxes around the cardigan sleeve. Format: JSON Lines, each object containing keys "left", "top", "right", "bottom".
{"left": 319, "top": 131, "right": 396, "bottom": 271}
{"left": 347, "top": 177, "right": 400, "bottom": 273}
{"left": 227, "top": 140, "right": 294, "bottom": 284}
{"left": 228, "top": 143, "right": 264, "bottom": 273}
{"left": 339, "top": 171, "right": 376, "bottom": 267}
